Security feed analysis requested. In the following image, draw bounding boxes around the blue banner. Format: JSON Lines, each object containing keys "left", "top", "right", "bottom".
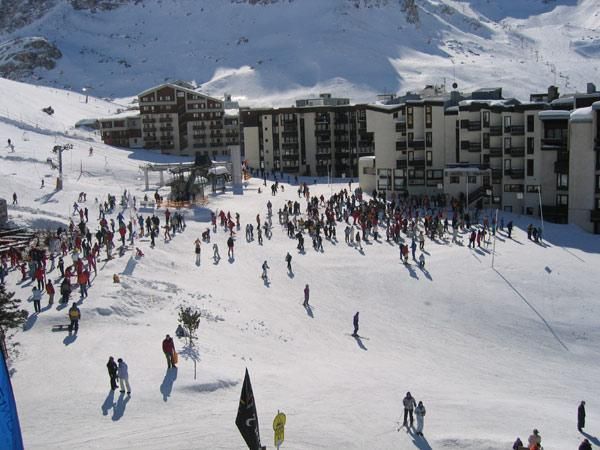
{"left": 0, "top": 351, "right": 24, "bottom": 450}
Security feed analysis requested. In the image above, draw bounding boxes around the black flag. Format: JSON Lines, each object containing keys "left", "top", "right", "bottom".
{"left": 235, "top": 368, "right": 262, "bottom": 450}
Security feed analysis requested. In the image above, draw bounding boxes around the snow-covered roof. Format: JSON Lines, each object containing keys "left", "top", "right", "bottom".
{"left": 538, "top": 110, "right": 571, "bottom": 120}
{"left": 592, "top": 101, "right": 600, "bottom": 111}
{"left": 359, "top": 155, "right": 376, "bottom": 161}
{"left": 98, "top": 110, "right": 140, "bottom": 121}
{"left": 570, "top": 106, "right": 593, "bottom": 123}
{"left": 458, "top": 99, "right": 510, "bottom": 107}
{"left": 207, "top": 166, "right": 229, "bottom": 176}
{"left": 224, "top": 108, "right": 239, "bottom": 117}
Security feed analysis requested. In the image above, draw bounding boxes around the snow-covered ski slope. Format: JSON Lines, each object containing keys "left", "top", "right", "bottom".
{"left": 1, "top": 0, "right": 600, "bottom": 104}
{"left": 1, "top": 78, "right": 600, "bottom": 449}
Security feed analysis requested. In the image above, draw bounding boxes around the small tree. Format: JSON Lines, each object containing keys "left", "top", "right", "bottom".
{"left": 0, "top": 285, "right": 28, "bottom": 360}
{"left": 178, "top": 306, "right": 201, "bottom": 346}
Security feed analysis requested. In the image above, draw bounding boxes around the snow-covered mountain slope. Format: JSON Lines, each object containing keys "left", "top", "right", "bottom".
{"left": 1, "top": 78, "right": 600, "bottom": 449}
{"left": 0, "top": 0, "right": 598, "bottom": 105}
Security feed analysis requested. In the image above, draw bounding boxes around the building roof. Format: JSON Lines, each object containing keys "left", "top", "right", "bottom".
{"left": 538, "top": 110, "right": 571, "bottom": 120}
{"left": 98, "top": 110, "right": 140, "bottom": 121}
{"left": 137, "top": 83, "right": 220, "bottom": 103}
{"left": 570, "top": 106, "right": 593, "bottom": 123}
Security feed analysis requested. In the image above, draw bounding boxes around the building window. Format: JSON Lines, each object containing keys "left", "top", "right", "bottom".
{"left": 504, "top": 137, "right": 511, "bottom": 150}
{"left": 526, "top": 185, "right": 540, "bottom": 193}
{"left": 557, "top": 173, "right": 568, "bottom": 190}
{"left": 425, "top": 105, "right": 432, "bottom": 128}
{"left": 527, "top": 115, "right": 535, "bottom": 133}
{"left": 408, "top": 151, "right": 414, "bottom": 161}
{"left": 504, "top": 159, "right": 511, "bottom": 170}
{"left": 504, "top": 184, "right": 524, "bottom": 193}
{"left": 483, "top": 133, "right": 490, "bottom": 149}
{"left": 482, "top": 111, "right": 490, "bottom": 128}
{"left": 450, "top": 175, "right": 460, "bottom": 184}
{"left": 426, "top": 151, "right": 432, "bottom": 164}
{"left": 426, "top": 132, "right": 432, "bottom": 147}
{"left": 556, "top": 194, "right": 568, "bottom": 206}
{"left": 407, "top": 106, "right": 414, "bottom": 129}
{"left": 527, "top": 137, "right": 534, "bottom": 155}
{"left": 504, "top": 115, "right": 511, "bottom": 131}
{"left": 468, "top": 175, "right": 477, "bottom": 184}
{"left": 527, "top": 159, "right": 534, "bottom": 177}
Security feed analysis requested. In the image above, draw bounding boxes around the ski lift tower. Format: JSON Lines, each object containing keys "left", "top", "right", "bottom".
{"left": 52, "top": 144, "right": 73, "bottom": 190}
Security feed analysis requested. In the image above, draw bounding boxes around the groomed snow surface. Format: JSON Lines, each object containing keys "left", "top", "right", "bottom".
{"left": 1, "top": 79, "right": 600, "bottom": 450}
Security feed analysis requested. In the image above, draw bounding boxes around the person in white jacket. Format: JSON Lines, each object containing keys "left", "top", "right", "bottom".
{"left": 415, "top": 401, "right": 426, "bottom": 436}
{"left": 117, "top": 358, "right": 131, "bottom": 395}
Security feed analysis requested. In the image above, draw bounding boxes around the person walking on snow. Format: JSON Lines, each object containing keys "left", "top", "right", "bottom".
{"left": 194, "top": 239, "right": 201, "bottom": 265}
{"left": 578, "top": 401, "right": 586, "bottom": 432}
{"left": 31, "top": 287, "right": 42, "bottom": 313}
{"left": 285, "top": 252, "right": 292, "bottom": 272}
{"left": 45, "top": 279, "right": 55, "bottom": 305}
{"left": 352, "top": 312, "right": 360, "bottom": 337}
{"left": 418, "top": 253, "right": 425, "bottom": 268}
{"left": 403, "top": 392, "right": 417, "bottom": 427}
{"left": 68, "top": 303, "right": 80, "bottom": 333}
{"left": 117, "top": 358, "right": 131, "bottom": 395}
{"left": 303, "top": 284, "right": 310, "bottom": 307}
{"left": 415, "top": 401, "right": 426, "bottom": 436}
{"left": 227, "top": 236, "right": 234, "bottom": 258}
{"left": 162, "top": 334, "right": 176, "bottom": 369}
{"left": 107, "top": 356, "right": 118, "bottom": 391}
{"left": 261, "top": 260, "right": 270, "bottom": 281}
{"left": 212, "top": 243, "right": 220, "bottom": 262}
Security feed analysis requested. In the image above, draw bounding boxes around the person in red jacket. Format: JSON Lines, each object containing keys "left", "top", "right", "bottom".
{"left": 45, "top": 279, "right": 55, "bottom": 305}
{"left": 162, "top": 335, "right": 176, "bottom": 369}
{"left": 78, "top": 269, "right": 89, "bottom": 298}
{"left": 34, "top": 265, "right": 45, "bottom": 290}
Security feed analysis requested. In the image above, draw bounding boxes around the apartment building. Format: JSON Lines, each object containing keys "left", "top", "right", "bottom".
{"left": 100, "top": 82, "right": 240, "bottom": 159}
{"left": 99, "top": 111, "right": 142, "bottom": 148}
{"left": 242, "top": 96, "right": 374, "bottom": 178}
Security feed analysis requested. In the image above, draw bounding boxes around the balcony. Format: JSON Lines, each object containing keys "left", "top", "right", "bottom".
{"left": 408, "top": 159, "right": 426, "bottom": 168}
{"left": 142, "top": 119, "right": 156, "bottom": 124}
{"left": 595, "top": 137, "right": 600, "bottom": 152}
{"left": 192, "top": 134, "right": 205, "bottom": 139}
{"left": 395, "top": 123, "right": 406, "bottom": 133}
{"left": 489, "top": 147, "right": 502, "bottom": 157}
{"left": 209, "top": 124, "right": 223, "bottom": 130}
{"left": 510, "top": 125, "right": 525, "bottom": 135}
{"left": 315, "top": 128, "right": 331, "bottom": 136}
{"left": 159, "top": 118, "right": 172, "bottom": 123}
{"left": 159, "top": 127, "right": 173, "bottom": 132}
{"left": 193, "top": 143, "right": 207, "bottom": 148}
{"left": 143, "top": 127, "right": 157, "bottom": 132}
{"left": 282, "top": 153, "right": 299, "bottom": 160}
{"left": 316, "top": 152, "right": 331, "bottom": 159}
{"left": 507, "top": 169, "right": 525, "bottom": 179}
{"left": 408, "top": 140, "right": 425, "bottom": 150}
{"left": 358, "top": 147, "right": 373, "bottom": 154}
{"left": 490, "top": 126, "right": 502, "bottom": 136}
{"left": 397, "top": 160, "right": 407, "bottom": 169}
{"left": 468, "top": 121, "right": 482, "bottom": 132}
{"left": 396, "top": 141, "right": 407, "bottom": 151}
{"left": 282, "top": 142, "right": 299, "bottom": 150}
{"left": 507, "top": 147, "right": 525, "bottom": 157}
{"left": 541, "top": 137, "right": 568, "bottom": 151}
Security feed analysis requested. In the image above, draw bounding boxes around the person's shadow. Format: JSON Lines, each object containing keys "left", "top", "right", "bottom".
{"left": 353, "top": 334, "right": 368, "bottom": 351}
{"left": 22, "top": 314, "right": 37, "bottom": 331}
{"left": 101, "top": 390, "right": 115, "bottom": 416}
{"left": 112, "top": 392, "right": 130, "bottom": 421}
{"left": 63, "top": 334, "right": 77, "bottom": 346}
{"left": 160, "top": 368, "right": 178, "bottom": 402}
{"left": 408, "top": 427, "right": 432, "bottom": 450}
{"left": 581, "top": 431, "right": 600, "bottom": 446}
{"left": 304, "top": 304, "right": 314, "bottom": 318}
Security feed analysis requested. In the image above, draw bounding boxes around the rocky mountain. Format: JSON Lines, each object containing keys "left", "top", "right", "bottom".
{"left": 0, "top": 0, "right": 597, "bottom": 104}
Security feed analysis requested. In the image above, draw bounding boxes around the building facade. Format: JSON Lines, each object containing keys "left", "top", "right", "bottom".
{"left": 242, "top": 98, "right": 374, "bottom": 178}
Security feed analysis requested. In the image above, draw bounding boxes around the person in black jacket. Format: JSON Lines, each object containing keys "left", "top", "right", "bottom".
{"left": 579, "top": 438, "right": 592, "bottom": 450}
{"left": 107, "top": 356, "right": 118, "bottom": 390}
{"left": 578, "top": 400, "right": 586, "bottom": 432}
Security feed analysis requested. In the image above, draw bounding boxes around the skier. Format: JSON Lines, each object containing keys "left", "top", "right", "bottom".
{"left": 31, "top": 287, "right": 42, "bottom": 313}
{"left": 512, "top": 438, "right": 524, "bottom": 450}
{"left": 303, "top": 284, "right": 310, "bottom": 307}
{"left": 578, "top": 400, "right": 586, "bottom": 432}
{"left": 285, "top": 252, "right": 292, "bottom": 272}
{"left": 355, "top": 231, "right": 362, "bottom": 250}
{"left": 107, "top": 356, "right": 118, "bottom": 391}
{"left": 227, "top": 236, "right": 234, "bottom": 258}
{"left": 418, "top": 253, "right": 425, "bottom": 268}
{"left": 527, "top": 429, "right": 541, "bottom": 449}
{"left": 162, "top": 334, "right": 176, "bottom": 369}
{"left": 194, "top": 238, "right": 201, "bottom": 265}
{"left": 579, "top": 439, "right": 592, "bottom": 450}
{"left": 402, "top": 392, "right": 417, "bottom": 427}
{"left": 415, "top": 401, "right": 426, "bottom": 436}
{"left": 212, "top": 243, "right": 220, "bottom": 262}
{"left": 352, "top": 312, "right": 359, "bottom": 337}
{"left": 261, "top": 260, "right": 270, "bottom": 281}
{"left": 411, "top": 239, "right": 417, "bottom": 260}
{"left": 68, "top": 303, "right": 81, "bottom": 333}
{"left": 507, "top": 221, "right": 513, "bottom": 238}
{"left": 12, "top": 192, "right": 17, "bottom": 205}
{"left": 117, "top": 358, "right": 131, "bottom": 395}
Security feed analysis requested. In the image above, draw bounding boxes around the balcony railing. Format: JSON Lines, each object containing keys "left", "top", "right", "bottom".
{"left": 282, "top": 142, "right": 299, "bottom": 150}
{"left": 489, "top": 147, "right": 502, "bottom": 157}
{"left": 541, "top": 137, "right": 568, "bottom": 150}
{"left": 408, "top": 140, "right": 425, "bottom": 150}
{"left": 507, "top": 169, "right": 525, "bottom": 179}
{"left": 507, "top": 147, "right": 525, "bottom": 157}
{"left": 490, "top": 126, "right": 502, "bottom": 136}
{"left": 511, "top": 125, "right": 525, "bottom": 135}
{"left": 396, "top": 141, "right": 407, "bottom": 151}
{"left": 408, "top": 159, "right": 426, "bottom": 167}
{"left": 468, "top": 121, "right": 482, "bottom": 132}
{"left": 315, "top": 128, "right": 330, "bottom": 136}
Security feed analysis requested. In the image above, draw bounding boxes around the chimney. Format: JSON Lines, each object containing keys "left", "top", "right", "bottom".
{"left": 547, "top": 85, "right": 559, "bottom": 102}
{"left": 587, "top": 83, "right": 596, "bottom": 94}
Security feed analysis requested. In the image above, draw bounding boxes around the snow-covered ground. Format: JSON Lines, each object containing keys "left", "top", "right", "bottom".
{"left": 2, "top": 79, "right": 600, "bottom": 450}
